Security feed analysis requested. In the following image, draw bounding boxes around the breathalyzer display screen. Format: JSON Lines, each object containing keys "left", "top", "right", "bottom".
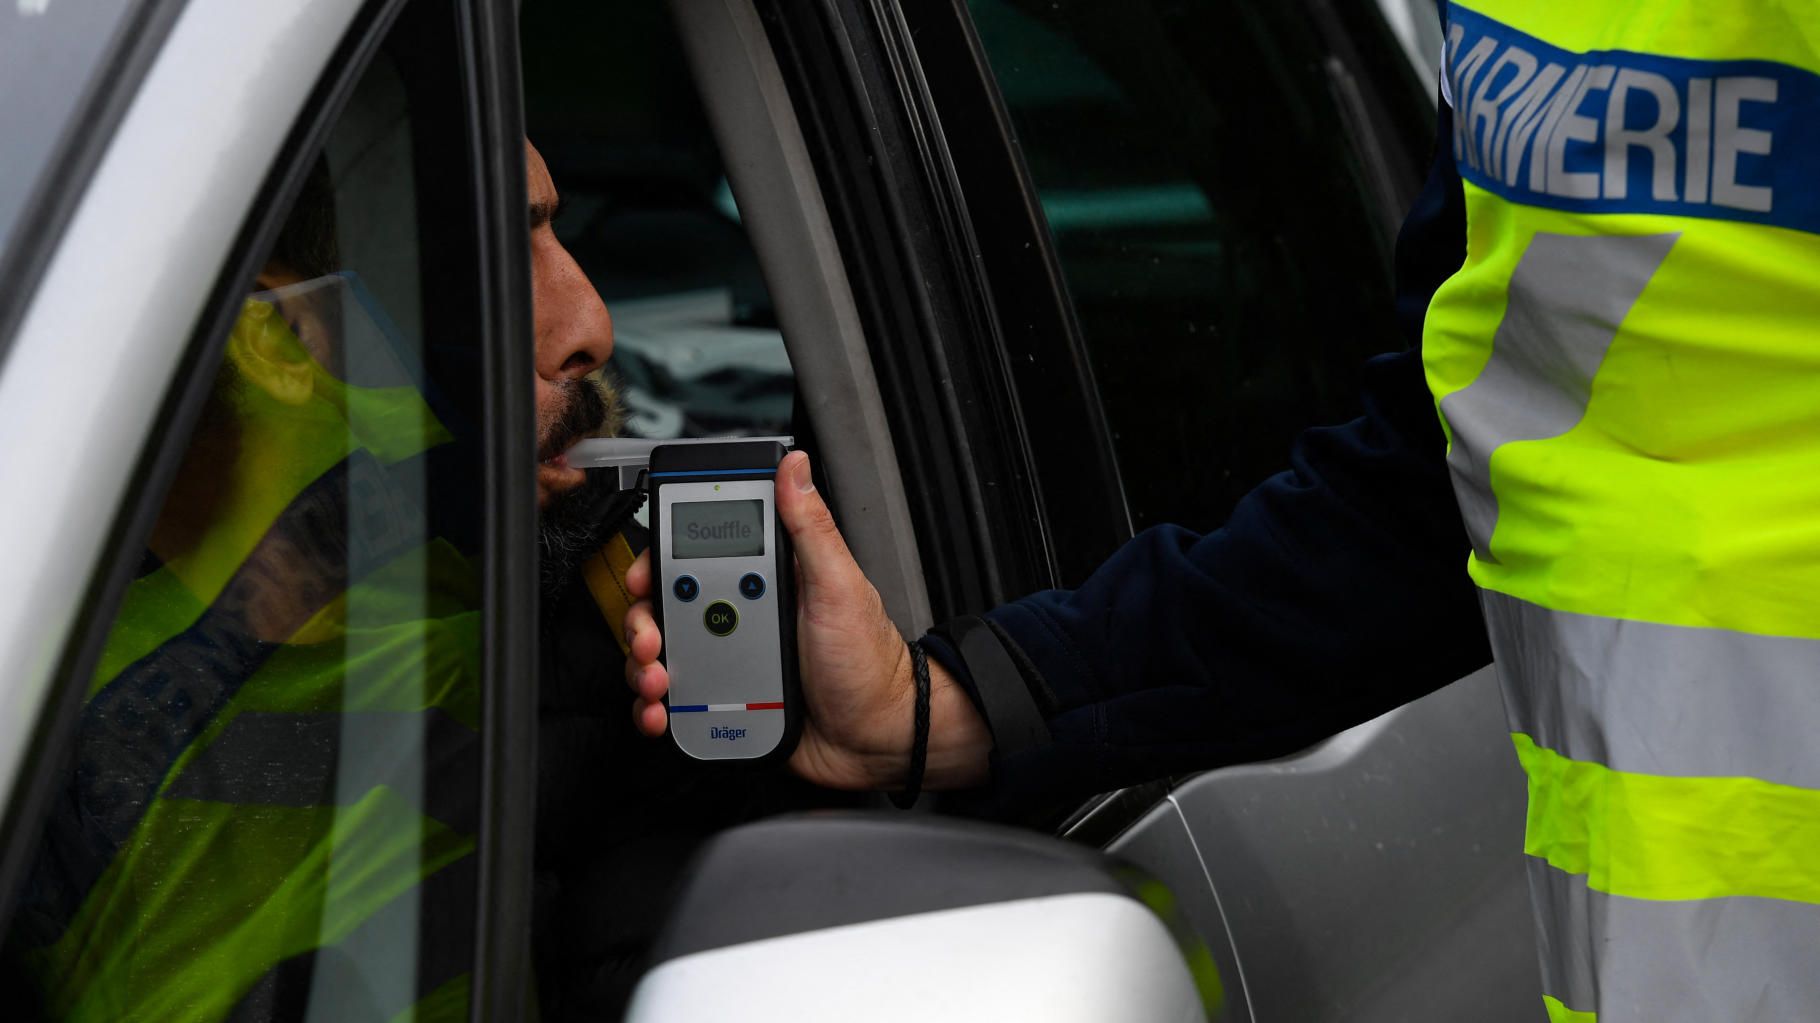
{"left": 671, "top": 499, "right": 765, "bottom": 559}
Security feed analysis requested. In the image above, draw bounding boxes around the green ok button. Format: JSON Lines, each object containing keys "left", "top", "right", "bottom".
{"left": 703, "top": 600, "right": 738, "bottom": 637}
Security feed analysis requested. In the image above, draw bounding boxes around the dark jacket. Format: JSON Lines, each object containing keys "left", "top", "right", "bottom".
{"left": 927, "top": 98, "right": 1494, "bottom": 821}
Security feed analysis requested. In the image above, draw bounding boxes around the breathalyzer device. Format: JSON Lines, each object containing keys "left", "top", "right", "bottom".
{"left": 568, "top": 436, "right": 801, "bottom": 763}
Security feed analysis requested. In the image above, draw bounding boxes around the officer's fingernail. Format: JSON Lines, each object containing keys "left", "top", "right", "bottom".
{"left": 790, "top": 453, "right": 814, "bottom": 493}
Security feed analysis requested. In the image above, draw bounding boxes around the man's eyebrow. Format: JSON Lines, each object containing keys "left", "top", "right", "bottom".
{"left": 528, "top": 195, "right": 564, "bottom": 230}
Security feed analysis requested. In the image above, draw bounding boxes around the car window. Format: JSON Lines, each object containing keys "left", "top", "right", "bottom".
{"left": 1, "top": 6, "right": 494, "bottom": 1020}
{"left": 523, "top": 0, "right": 794, "bottom": 442}
{"left": 516, "top": 4, "right": 869, "bottom": 1016}
{"left": 0, "top": 0, "right": 143, "bottom": 269}
{"left": 969, "top": 0, "right": 1432, "bottom": 532}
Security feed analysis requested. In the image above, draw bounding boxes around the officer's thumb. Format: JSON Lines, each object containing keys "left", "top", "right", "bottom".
{"left": 776, "top": 451, "right": 861, "bottom": 598}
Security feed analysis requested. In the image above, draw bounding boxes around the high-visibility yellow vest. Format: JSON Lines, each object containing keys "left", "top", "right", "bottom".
{"left": 10, "top": 298, "right": 481, "bottom": 1022}
{"left": 1425, "top": 4, "right": 1820, "bottom": 1019}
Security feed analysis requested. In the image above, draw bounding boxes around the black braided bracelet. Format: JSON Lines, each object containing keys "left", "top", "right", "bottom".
{"left": 889, "top": 640, "right": 931, "bottom": 809}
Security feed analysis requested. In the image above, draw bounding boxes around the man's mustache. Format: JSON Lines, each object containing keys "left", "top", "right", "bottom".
{"left": 538, "top": 377, "right": 612, "bottom": 461}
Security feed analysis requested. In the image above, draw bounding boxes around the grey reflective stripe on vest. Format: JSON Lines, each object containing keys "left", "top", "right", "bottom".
{"left": 1484, "top": 590, "right": 1820, "bottom": 789}
{"left": 162, "top": 709, "right": 479, "bottom": 834}
{"left": 1526, "top": 858, "right": 1820, "bottom": 1022}
{"left": 1439, "top": 231, "right": 1678, "bottom": 562}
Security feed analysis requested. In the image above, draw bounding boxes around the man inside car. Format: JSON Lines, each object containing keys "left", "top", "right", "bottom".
{"left": 2, "top": 139, "right": 824, "bottom": 1022}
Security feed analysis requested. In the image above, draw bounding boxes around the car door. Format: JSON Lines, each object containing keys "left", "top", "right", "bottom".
{"left": 0, "top": 0, "right": 1531, "bottom": 1018}
{"left": 0, "top": 0, "right": 1107, "bottom": 1017}
{"left": 936, "top": 4, "right": 1544, "bottom": 1021}
{"left": 519, "top": 1, "right": 1530, "bottom": 1016}
{"left": 747, "top": 0, "right": 1541, "bottom": 1020}
{"left": 0, "top": 1, "right": 542, "bottom": 1018}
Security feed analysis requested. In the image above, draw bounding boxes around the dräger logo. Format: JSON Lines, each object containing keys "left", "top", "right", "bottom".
{"left": 1443, "top": 3, "right": 1820, "bottom": 233}
{"left": 710, "top": 726, "right": 748, "bottom": 741}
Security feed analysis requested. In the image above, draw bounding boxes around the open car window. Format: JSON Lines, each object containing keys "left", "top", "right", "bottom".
{"left": 524, "top": 1, "right": 794, "bottom": 443}
{"left": 521, "top": 2, "right": 873, "bottom": 1017}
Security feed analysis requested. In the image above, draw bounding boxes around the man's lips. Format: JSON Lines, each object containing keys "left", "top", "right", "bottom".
{"left": 537, "top": 444, "right": 585, "bottom": 493}
{"left": 537, "top": 451, "right": 585, "bottom": 503}
{"left": 537, "top": 431, "right": 582, "bottom": 467}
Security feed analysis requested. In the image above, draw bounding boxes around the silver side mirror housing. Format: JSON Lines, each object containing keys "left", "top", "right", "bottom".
{"left": 626, "top": 813, "right": 1218, "bottom": 1022}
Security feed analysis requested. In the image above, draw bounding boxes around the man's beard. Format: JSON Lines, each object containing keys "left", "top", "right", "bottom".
{"left": 538, "top": 375, "right": 629, "bottom": 598}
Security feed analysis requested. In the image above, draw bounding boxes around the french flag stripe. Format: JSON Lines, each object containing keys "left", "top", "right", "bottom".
{"left": 670, "top": 703, "right": 785, "bottom": 712}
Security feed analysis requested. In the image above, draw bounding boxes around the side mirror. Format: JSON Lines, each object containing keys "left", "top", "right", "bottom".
{"left": 626, "top": 813, "right": 1218, "bottom": 1022}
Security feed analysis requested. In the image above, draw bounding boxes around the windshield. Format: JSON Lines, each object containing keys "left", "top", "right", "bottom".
{"left": 0, "top": 0, "right": 144, "bottom": 272}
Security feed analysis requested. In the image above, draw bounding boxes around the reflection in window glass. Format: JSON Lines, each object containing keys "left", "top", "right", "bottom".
{"left": 971, "top": 0, "right": 1431, "bottom": 531}
{"left": 3, "top": 20, "right": 487, "bottom": 1022}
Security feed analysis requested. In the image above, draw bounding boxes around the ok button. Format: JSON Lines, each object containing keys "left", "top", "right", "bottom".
{"left": 703, "top": 600, "right": 739, "bottom": 637}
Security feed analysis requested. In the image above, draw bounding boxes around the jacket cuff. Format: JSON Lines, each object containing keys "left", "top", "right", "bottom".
{"left": 925, "top": 615, "right": 1054, "bottom": 754}
{"left": 925, "top": 614, "right": 1102, "bottom": 824}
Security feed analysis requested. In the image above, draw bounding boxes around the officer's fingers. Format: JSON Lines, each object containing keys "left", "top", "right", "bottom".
{"left": 626, "top": 551, "right": 652, "bottom": 599}
{"left": 774, "top": 451, "right": 861, "bottom": 594}
{"left": 628, "top": 661, "right": 670, "bottom": 702}
{"left": 632, "top": 696, "right": 668, "bottom": 738}
{"left": 624, "top": 600, "right": 662, "bottom": 665}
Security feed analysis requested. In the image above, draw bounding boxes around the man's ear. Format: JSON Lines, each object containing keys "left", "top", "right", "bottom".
{"left": 225, "top": 295, "right": 314, "bottom": 406}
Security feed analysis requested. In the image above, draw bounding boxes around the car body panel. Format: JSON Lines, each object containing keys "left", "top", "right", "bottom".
{"left": 1162, "top": 668, "right": 1539, "bottom": 1020}
{"left": 1107, "top": 799, "right": 1255, "bottom": 1022}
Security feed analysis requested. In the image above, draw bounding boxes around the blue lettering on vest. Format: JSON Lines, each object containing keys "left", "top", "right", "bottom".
{"left": 1445, "top": 3, "right": 1820, "bottom": 234}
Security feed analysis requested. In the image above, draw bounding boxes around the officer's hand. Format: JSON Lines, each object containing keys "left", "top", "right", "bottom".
{"left": 623, "top": 451, "right": 991, "bottom": 791}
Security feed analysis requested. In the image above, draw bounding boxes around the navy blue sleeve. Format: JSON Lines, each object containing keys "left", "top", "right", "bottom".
{"left": 932, "top": 99, "right": 1491, "bottom": 816}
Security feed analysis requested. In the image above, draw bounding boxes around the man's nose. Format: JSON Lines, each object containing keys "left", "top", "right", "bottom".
{"left": 534, "top": 242, "right": 614, "bottom": 381}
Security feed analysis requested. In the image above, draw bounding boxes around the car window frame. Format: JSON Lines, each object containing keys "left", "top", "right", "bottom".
{"left": 0, "top": 2, "right": 540, "bottom": 1016}
{"left": 955, "top": 0, "right": 1436, "bottom": 541}
{"left": 748, "top": 0, "right": 1135, "bottom": 836}
{"left": 458, "top": 0, "right": 539, "bottom": 1014}
{"left": 895, "top": 0, "right": 1137, "bottom": 586}
{"left": 755, "top": 0, "right": 1083, "bottom": 617}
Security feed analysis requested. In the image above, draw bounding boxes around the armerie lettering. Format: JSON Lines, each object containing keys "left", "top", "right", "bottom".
{"left": 1443, "top": 4, "right": 1817, "bottom": 231}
